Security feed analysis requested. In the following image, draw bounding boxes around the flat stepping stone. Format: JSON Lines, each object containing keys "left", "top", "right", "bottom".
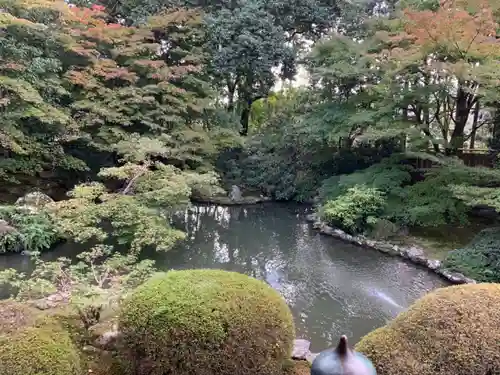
{"left": 292, "top": 339, "right": 312, "bottom": 360}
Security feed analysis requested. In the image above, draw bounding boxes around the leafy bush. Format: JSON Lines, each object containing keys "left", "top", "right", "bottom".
{"left": 216, "top": 89, "right": 337, "bottom": 202}
{"left": 317, "top": 159, "right": 415, "bottom": 233}
{"left": 0, "top": 301, "right": 82, "bottom": 375}
{"left": 318, "top": 157, "right": 412, "bottom": 202}
{"left": 0, "top": 205, "right": 59, "bottom": 254}
{"left": 48, "top": 163, "right": 225, "bottom": 254}
{"left": 388, "top": 177, "right": 469, "bottom": 227}
{"left": 444, "top": 228, "right": 500, "bottom": 282}
{"left": 49, "top": 166, "right": 190, "bottom": 254}
{"left": 355, "top": 283, "right": 500, "bottom": 375}
{"left": 369, "top": 218, "right": 401, "bottom": 240}
{"left": 118, "top": 269, "right": 295, "bottom": 375}
{"left": 389, "top": 162, "right": 500, "bottom": 227}
{"left": 0, "top": 245, "right": 156, "bottom": 303}
{"left": 317, "top": 158, "right": 481, "bottom": 231}
{"left": 320, "top": 185, "right": 386, "bottom": 234}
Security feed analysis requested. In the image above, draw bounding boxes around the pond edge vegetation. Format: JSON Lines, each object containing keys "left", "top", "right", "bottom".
{"left": 304, "top": 212, "right": 475, "bottom": 284}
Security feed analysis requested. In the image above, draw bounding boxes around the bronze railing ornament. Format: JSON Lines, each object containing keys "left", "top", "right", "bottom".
{"left": 310, "top": 335, "right": 377, "bottom": 375}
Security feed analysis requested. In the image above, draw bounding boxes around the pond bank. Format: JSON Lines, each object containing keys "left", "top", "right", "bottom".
{"left": 305, "top": 213, "right": 475, "bottom": 285}
{"left": 192, "top": 195, "right": 271, "bottom": 205}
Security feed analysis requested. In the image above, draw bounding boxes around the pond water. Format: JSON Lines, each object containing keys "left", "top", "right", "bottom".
{"left": 0, "top": 203, "right": 449, "bottom": 351}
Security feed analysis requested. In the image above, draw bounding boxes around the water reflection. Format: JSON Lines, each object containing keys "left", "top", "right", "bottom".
{"left": 148, "top": 203, "right": 449, "bottom": 351}
{"left": 0, "top": 203, "right": 449, "bottom": 351}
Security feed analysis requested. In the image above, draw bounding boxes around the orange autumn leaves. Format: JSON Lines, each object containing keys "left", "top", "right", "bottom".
{"left": 403, "top": 0, "right": 500, "bottom": 61}
{"left": 67, "top": 4, "right": 129, "bottom": 46}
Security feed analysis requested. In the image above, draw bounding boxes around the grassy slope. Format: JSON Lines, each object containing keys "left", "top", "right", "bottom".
{"left": 393, "top": 219, "right": 494, "bottom": 260}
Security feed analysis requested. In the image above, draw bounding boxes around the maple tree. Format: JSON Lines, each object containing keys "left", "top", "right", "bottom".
{"left": 370, "top": 0, "right": 500, "bottom": 154}
{"left": 0, "top": 0, "right": 225, "bottom": 253}
{"left": 230, "top": 0, "right": 500, "bottom": 223}
{"left": 0, "top": 0, "right": 88, "bottom": 193}
{"left": 57, "top": 4, "right": 224, "bottom": 253}
{"left": 101, "top": 0, "right": 344, "bottom": 135}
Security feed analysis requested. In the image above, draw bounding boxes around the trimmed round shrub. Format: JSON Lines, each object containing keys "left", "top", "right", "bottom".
{"left": 355, "top": 283, "right": 500, "bottom": 375}
{"left": 118, "top": 269, "right": 295, "bottom": 375}
{"left": 0, "top": 301, "right": 82, "bottom": 375}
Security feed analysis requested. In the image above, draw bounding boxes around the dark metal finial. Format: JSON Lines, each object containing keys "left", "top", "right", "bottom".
{"left": 311, "top": 335, "right": 377, "bottom": 375}
{"left": 335, "top": 335, "right": 349, "bottom": 357}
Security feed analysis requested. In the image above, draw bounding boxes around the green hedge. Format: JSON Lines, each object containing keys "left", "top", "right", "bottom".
{"left": 0, "top": 301, "right": 82, "bottom": 375}
{"left": 118, "top": 269, "right": 295, "bottom": 375}
{"left": 355, "top": 283, "right": 500, "bottom": 375}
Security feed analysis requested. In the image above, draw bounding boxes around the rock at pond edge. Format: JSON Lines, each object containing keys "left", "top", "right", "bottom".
{"left": 292, "top": 339, "right": 311, "bottom": 360}
{"left": 15, "top": 191, "right": 54, "bottom": 212}
{"left": 312, "top": 220, "right": 476, "bottom": 284}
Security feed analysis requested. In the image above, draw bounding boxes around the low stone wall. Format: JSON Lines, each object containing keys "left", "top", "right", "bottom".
{"left": 305, "top": 214, "right": 475, "bottom": 285}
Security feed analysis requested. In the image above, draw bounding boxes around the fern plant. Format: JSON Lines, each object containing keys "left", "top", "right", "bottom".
{"left": 0, "top": 206, "right": 60, "bottom": 254}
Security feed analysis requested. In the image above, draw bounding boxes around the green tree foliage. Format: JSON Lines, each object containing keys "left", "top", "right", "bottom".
{"left": 297, "top": 0, "right": 500, "bottom": 159}
{"left": 217, "top": 89, "right": 343, "bottom": 201}
{"left": 0, "top": 0, "right": 228, "bottom": 253}
{"left": 0, "top": 0, "right": 88, "bottom": 194}
{"left": 0, "top": 246, "right": 155, "bottom": 303}
{"left": 101, "top": 0, "right": 343, "bottom": 135}
{"left": 0, "top": 205, "right": 60, "bottom": 254}
{"left": 204, "top": 1, "right": 296, "bottom": 135}
{"left": 367, "top": 0, "right": 500, "bottom": 154}
{"left": 49, "top": 165, "right": 221, "bottom": 253}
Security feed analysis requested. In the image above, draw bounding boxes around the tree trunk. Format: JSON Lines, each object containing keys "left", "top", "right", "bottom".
{"left": 469, "top": 101, "right": 480, "bottom": 149}
{"left": 226, "top": 77, "right": 238, "bottom": 113}
{"left": 240, "top": 105, "right": 251, "bottom": 136}
{"left": 239, "top": 95, "right": 264, "bottom": 136}
{"left": 448, "top": 84, "right": 475, "bottom": 155}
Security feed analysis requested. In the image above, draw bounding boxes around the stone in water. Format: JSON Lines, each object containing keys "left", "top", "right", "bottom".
{"left": 229, "top": 185, "right": 242, "bottom": 201}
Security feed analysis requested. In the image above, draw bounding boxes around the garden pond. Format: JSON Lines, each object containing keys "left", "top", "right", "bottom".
{"left": 0, "top": 203, "right": 448, "bottom": 351}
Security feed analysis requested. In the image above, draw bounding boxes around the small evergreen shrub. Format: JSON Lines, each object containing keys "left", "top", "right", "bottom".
{"left": 0, "top": 300, "right": 82, "bottom": 375}
{"left": 118, "top": 269, "right": 295, "bottom": 375}
{"left": 320, "top": 185, "right": 386, "bottom": 234}
{"left": 369, "top": 218, "right": 401, "bottom": 240}
{"left": 444, "top": 228, "right": 500, "bottom": 282}
{"left": 355, "top": 283, "right": 500, "bottom": 375}
{"left": 318, "top": 159, "right": 412, "bottom": 202}
{"left": 388, "top": 178, "right": 469, "bottom": 227}
{"left": 0, "top": 205, "right": 59, "bottom": 253}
